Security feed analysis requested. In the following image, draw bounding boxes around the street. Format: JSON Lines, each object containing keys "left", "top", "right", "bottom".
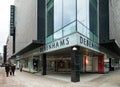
{"left": 0, "top": 67, "right": 120, "bottom": 87}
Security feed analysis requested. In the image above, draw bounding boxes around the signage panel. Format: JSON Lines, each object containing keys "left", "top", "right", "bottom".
{"left": 10, "top": 5, "right": 15, "bottom": 36}
{"left": 76, "top": 33, "right": 99, "bottom": 51}
{"left": 40, "top": 33, "right": 99, "bottom": 53}
{"left": 43, "top": 33, "right": 78, "bottom": 52}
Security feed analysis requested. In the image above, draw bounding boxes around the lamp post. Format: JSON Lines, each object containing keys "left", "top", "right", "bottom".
{"left": 72, "top": 47, "right": 77, "bottom": 51}
{"left": 71, "top": 46, "right": 80, "bottom": 82}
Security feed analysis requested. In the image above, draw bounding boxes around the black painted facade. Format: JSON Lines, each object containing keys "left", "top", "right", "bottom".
{"left": 99, "top": 0, "right": 109, "bottom": 43}
{"left": 37, "top": 0, "right": 45, "bottom": 44}
{"left": 3, "top": 45, "right": 7, "bottom": 64}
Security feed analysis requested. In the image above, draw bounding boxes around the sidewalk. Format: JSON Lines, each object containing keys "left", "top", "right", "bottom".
{"left": 0, "top": 67, "right": 120, "bottom": 87}
{"left": 43, "top": 72, "right": 103, "bottom": 82}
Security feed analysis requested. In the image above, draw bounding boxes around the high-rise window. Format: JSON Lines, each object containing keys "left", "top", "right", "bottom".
{"left": 46, "top": 0, "right": 76, "bottom": 43}
{"left": 77, "top": 0, "right": 89, "bottom": 28}
{"left": 47, "top": 1, "right": 54, "bottom": 37}
{"left": 54, "top": 0, "right": 62, "bottom": 31}
{"left": 46, "top": 0, "right": 98, "bottom": 43}
{"left": 63, "top": 0, "right": 76, "bottom": 26}
{"left": 89, "top": 0, "right": 98, "bottom": 36}
{"left": 77, "top": 0, "right": 98, "bottom": 43}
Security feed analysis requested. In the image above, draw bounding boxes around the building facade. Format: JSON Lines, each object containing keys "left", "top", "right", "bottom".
{"left": 7, "top": 0, "right": 120, "bottom": 82}
{"left": 3, "top": 45, "right": 7, "bottom": 64}
{"left": 99, "top": 0, "right": 120, "bottom": 71}
{"left": 109, "top": 0, "right": 120, "bottom": 70}
{"left": 0, "top": 53, "right": 2, "bottom": 65}
{"left": 42, "top": 0, "right": 103, "bottom": 82}
{"left": 6, "top": 36, "right": 13, "bottom": 60}
{"left": 6, "top": 35, "right": 14, "bottom": 64}
{"left": 9, "top": 0, "right": 45, "bottom": 72}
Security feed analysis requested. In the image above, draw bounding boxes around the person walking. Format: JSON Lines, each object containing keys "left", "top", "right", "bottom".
{"left": 20, "top": 64, "right": 23, "bottom": 72}
{"left": 5, "top": 63, "right": 10, "bottom": 77}
{"left": 11, "top": 64, "right": 16, "bottom": 76}
{"left": 9, "top": 64, "right": 12, "bottom": 76}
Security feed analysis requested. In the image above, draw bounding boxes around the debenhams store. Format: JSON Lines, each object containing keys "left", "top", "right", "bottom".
{"left": 40, "top": 0, "right": 109, "bottom": 82}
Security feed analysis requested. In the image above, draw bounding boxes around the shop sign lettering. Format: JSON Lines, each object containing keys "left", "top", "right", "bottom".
{"left": 40, "top": 33, "right": 99, "bottom": 53}
{"left": 79, "top": 35, "right": 98, "bottom": 50}
{"left": 46, "top": 37, "right": 69, "bottom": 50}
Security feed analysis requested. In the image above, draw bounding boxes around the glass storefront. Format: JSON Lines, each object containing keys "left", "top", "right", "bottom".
{"left": 85, "top": 56, "right": 98, "bottom": 72}
{"left": 47, "top": 58, "right": 71, "bottom": 72}
{"left": 46, "top": 0, "right": 99, "bottom": 44}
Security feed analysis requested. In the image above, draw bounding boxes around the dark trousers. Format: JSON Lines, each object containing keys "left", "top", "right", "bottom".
{"left": 20, "top": 68, "right": 22, "bottom": 72}
{"left": 6, "top": 72, "right": 9, "bottom": 77}
{"left": 10, "top": 72, "right": 12, "bottom": 75}
{"left": 12, "top": 71, "right": 15, "bottom": 76}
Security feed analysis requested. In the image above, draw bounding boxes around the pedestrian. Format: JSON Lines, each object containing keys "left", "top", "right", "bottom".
{"left": 11, "top": 64, "right": 16, "bottom": 76}
{"left": 20, "top": 64, "right": 23, "bottom": 72}
{"left": 5, "top": 63, "right": 10, "bottom": 77}
{"left": 9, "top": 64, "right": 12, "bottom": 76}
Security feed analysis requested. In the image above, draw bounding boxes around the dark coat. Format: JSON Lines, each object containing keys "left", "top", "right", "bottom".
{"left": 11, "top": 65, "right": 16, "bottom": 72}
{"left": 5, "top": 64, "right": 10, "bottom": 72}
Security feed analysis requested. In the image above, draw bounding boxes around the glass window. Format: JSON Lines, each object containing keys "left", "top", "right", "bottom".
{"left": 86, "top": 29, "right": 90, "bottom": 38}
{"left": 47, "top": 0, "right": 51, "bottom": 4}
{"left": 77, "top": 22, "right": 83, "bottom": 34}
{"left": 77, "top": 0, "right": 98, "bottom": 43}
{"left": 63, "top": 22, "right": 76, "bottom": 36}
{"left": 77, "top": 0, "right": 89, "bottom": 28}
{"left": 63, "top": 0, "right": 76, "bottom": 26}
{"left": 89, "top": 0, "right": 98, "bottom": 36}
{"left": 89, "top": 31, "right": 94, "bottom": 41}
{"left": 77, "top": 22, "right": 87, "bottom": 36}
{"left": 54, "top": 30, "right": 62, "bottom": 40}
{"left": 47, "top": 3, "right": 54, "bottom": 37}
{"left": 93, "top": 34, "right": 98, "bottom": 43}
{"left": 46, "top": 35, "right": 53, "bottom": 44}
{"left": 54, "top": 0, "right": 62, "bottom": 31}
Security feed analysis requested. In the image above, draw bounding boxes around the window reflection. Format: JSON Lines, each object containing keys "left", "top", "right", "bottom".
{"left": 46, "top": 35, "right": 53, "bottom": 43}
{"left": 77, "top": 21, "right": 87, "bottom": 36}
{"left": 54, "top": 30, "right": 62, "bottom": 40}
{"left": 63, "top": 22, "right": 76, "bottom": 36}
{"left": 89, "top": 0, "right": 98, "bottom": 36}
{"left": 54, "top": 0, "right": 62, "bottom": 31}
{"left": 94, "top": 35, "right": 98, "bottom": 43}
{"left": 77, "top": 0, "right": 98, "bottom": 43}
{"left": 63, "top": 0, "right": 76, "bottom": 26}
{"left": 87, "top": 29, "right": 90, "bottom": 38}
{"left": 46, "top": 0, "right": 98, "bottom": 44}
{"left": 77, "top": 0, "right": 89, "bottom": 28}
{"left": 89, "top": 31, "right": 94, "bottom": 41}
{"left": 47, "top": 1, "right": 54, "bottom": 37}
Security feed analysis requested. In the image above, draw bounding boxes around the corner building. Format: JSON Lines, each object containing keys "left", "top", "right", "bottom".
{"left": 40, "top": 0, "right": 120, "bottom": 82}
{"left": 99, "top": 0, "right": 120, "bottom": 71}
{"left": 10, "top": 0, "right": 120, "bottom": 82}
{"left": 41, "top": 0, "right": 103, "bottom": 82}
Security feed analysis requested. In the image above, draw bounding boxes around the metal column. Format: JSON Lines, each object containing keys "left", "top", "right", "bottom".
{"left": 41, "top": 54, "right": 46, "bottom": 75}
{"left": 71, "top": 47, "right": 80, "bottom": 82}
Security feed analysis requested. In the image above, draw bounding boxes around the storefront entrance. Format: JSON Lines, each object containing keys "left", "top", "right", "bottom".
{"left": 47, "top": 57, "right": 71, "bottom": 72}
{"left": 84, "top": 56, "right": 98, "bottom": 72}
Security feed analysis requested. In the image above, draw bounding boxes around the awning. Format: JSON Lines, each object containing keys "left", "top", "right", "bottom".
{"left": 13, "top": 40, "right": 44, "bottom": 56}
{"left": 100, "top": 39, "right": 120, "bottom": 57}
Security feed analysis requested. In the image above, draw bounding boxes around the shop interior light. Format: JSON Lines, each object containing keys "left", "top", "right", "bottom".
{"left": 86, "top": 58, "right": 89, "bottom": 64}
